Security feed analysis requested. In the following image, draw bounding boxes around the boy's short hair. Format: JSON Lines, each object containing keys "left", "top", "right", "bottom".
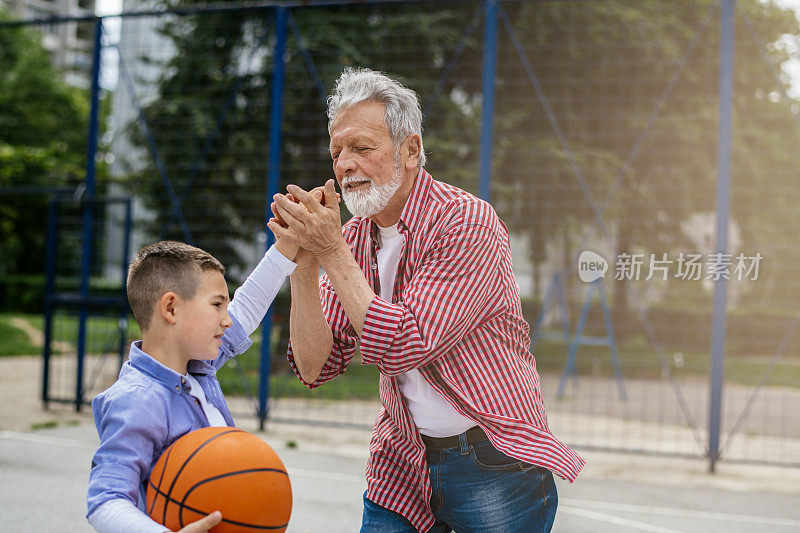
{"left": 127, "top": 241, "right": 226, "bottom": 331}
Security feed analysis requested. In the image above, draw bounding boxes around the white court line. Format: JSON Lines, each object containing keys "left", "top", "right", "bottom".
{"left": 0, "top": 430, "right": 96, "bottom": 450}
{"left": 562, "top": 498, "right": 800, "bottom": 528}
{"left": 559, "top": 506, "right": 684, "bottom": 533}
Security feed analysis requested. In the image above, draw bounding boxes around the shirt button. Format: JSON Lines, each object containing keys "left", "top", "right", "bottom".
{"left": 175, "top": 385, "right": 180, "bottom": 391}
{"left": 371, "top": 262, "right": 377, "bottom": 270}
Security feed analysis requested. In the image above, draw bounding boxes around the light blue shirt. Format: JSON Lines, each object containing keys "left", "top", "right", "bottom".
{"left": 86, "top": 315, "right": 252, "bottom": 518}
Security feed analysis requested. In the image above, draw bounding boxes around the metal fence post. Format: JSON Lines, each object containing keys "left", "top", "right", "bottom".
{"left": 118, "top": 199, "right": 133, "bottom": 367}
{"left": 260, "top": 6, "right": 288, "bottom": 431}
{"left": 75, "top": 18, "right": 104, "bottom": 411}
{"left": 42, "top": 198, "right": 59, "bottom": 408}
{"left": 478, "top": 0, "right": 498, "bottom": 202}
{"left": 709, "top": 0, "right": 734, "bottom": 473}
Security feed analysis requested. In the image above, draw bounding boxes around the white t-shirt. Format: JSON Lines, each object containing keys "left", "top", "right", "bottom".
{"left": 184, "top": 373, "right": 227, "bottom": 427}
{"left": 376, "top": 224, "right": 475, "bottom": 438}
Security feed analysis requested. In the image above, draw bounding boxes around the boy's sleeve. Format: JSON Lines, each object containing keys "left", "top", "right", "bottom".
{"left": 88, "top": 499, "right": 168, "bottom": 533}
{"left": 227, "top": 245, "right": 297, "bottom": 336}
{"left": 214, "top": 314, "right": 253, "bottom": 369}
{"left": 87, "top": 386, "right": 168, "bottom": 519}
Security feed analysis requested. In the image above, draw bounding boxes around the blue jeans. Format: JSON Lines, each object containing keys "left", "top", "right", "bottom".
{"left": 360, "top": 434, "right": 558, "bottom": 532}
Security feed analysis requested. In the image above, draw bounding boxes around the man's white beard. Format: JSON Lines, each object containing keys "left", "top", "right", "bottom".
{"left": 341, "top": 165, "right": 404, "bottom": 218}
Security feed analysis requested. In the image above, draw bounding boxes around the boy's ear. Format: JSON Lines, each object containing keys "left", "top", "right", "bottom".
{"left": 159, "top": 292, "right": 179, "bottom": 324}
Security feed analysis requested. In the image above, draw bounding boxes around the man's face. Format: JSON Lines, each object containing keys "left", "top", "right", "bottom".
{"left": 329, "top": 101, "right": 404, "bottom": 218}
{"left": 175, "top": 269, "right": 232, "bottom": 361}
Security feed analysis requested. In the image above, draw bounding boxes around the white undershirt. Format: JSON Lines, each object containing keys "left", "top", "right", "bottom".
{"left": 88, "top": 245, "right": 296, "bottom": 533}
{"left": 184, "top": 373, "right": 227, "bottom": 427}
{"left": 377, "top": 224, "right": 475, "bottom": 438}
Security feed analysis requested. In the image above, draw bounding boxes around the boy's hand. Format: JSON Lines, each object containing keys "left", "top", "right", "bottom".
{"left": 274, "top": 237, "right": 300, "bottom": 261}
{"left": 173, "top": 510, "right": 222, "bottom": 532}
{"left": 270, "top": 193, "right": 300, "bottom": 261}
{"left": 270, "top": 193, "right": 298, "bottom": 229}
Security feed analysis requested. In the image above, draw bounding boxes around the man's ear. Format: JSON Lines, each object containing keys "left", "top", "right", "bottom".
{"left": 403, "top": 134, "right": 422, "bottom": 170}
{"left": 159, "top": 292, "right": 179, "bottom": 325}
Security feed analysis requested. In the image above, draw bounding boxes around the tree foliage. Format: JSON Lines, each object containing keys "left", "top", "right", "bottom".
{"left": 123, "top": 1, "right": 482, "bottom": 274}
{"left": 123, "top": 0, "right": 800, "bottom": 309}
{"left": 0, "top": 12, "right": 92, "bottom": 275}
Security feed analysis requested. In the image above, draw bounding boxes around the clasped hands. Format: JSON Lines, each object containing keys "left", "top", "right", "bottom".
{"left": 268, "top": 179, "right": 345, "bottom": 268}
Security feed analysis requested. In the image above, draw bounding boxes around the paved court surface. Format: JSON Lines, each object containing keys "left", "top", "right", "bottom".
{"left": 2, "top": 421, "right": 800, "bottom": 532}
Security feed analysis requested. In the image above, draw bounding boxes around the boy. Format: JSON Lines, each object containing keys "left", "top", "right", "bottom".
{"left": 86, "top": 237, "right": 298, "bottom": 533}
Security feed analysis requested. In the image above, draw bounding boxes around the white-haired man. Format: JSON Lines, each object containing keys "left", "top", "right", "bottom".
{"left": 269, "top": 67, "right": 584, "bottom": 532}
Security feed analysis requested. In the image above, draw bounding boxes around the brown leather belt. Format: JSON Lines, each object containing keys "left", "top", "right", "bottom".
{"left": 421, "top": 426, "right": 489, "bottom": 450}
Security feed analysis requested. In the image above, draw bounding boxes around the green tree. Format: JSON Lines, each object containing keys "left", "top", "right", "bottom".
{"left": 122, "top": 1, "right": 482, "bottom": 274}
{"left": 123, "top": 0, "right": 799, "bottom": 313}
{"left": 487, "top": 0, "right": 799, "bottom": 311}
{"left": 0, "top": 12, "right": 93, "bottom": 275}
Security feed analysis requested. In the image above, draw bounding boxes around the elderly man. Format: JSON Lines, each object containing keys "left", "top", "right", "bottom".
{"left": 269, "top": 67, "right": 584, "bottom": 533}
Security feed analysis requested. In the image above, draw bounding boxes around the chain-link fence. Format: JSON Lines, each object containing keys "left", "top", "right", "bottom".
{"left": 2, "top": 0, "right": 800, "bottom": 469}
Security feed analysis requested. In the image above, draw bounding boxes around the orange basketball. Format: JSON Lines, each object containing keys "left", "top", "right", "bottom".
{"left": 146, "top": 427, "right": 292, "bottom": 532}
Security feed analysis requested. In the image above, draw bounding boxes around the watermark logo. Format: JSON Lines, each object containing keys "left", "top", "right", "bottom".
{"left": 578, "top": 250, "right": 608, "bottom": 283}
{"left": 575, "top": 252, "right": 763, "bottom": 282}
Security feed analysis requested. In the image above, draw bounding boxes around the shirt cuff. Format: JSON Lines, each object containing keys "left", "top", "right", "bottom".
{"left": 359, "top": 296, "right": 404, "bottom": 366}
{"left": 266, "top": 244, "right": 298, "bottom": 276}
{"left": 218, "top": 314, "right": 253, "bottom": 359}
{"left": 88, "top": 499, "right": 168, "bottom": 533}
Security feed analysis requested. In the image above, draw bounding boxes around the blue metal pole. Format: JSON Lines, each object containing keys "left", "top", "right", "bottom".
{"left": 260, "top": 6, "right": 288, "bottom": 431}
{"left": 478, "top": 0, "right": 498, "bottom": 202}
{"left": 119, "top": 199, "right": 133, "bottom": 367}
{"left": 76, "top": 18, "right": 103, "bottom": 411}
{"left": 42, "top": 199, "right": 59, "bottom": 408}
{"left": 709, "top": 0, "right": 734, "bottom": 473}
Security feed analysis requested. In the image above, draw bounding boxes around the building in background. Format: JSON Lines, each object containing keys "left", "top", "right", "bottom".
{"left": 104, "top": 0, "right": 176, "bottom": 278}
{"left": 0, "top": 0, "right": 97, "bottom": 86}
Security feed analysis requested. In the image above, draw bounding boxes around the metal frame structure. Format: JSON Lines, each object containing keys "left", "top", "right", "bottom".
{"left": 41, "top": 195, "right": 133, "bottom": 409}
{"left": 3, "top": 0, "right": 797, "bottom": 470}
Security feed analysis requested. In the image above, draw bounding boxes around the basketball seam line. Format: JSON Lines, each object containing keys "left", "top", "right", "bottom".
{"left": 147, "top": 444, "right": 173, "bottom": 516}
{"left": 147, "top": 473, "right": 289, "bottom": 530}
{"left": 160, "top": 428, "right": 242, "bottom": 526}
{"left": 179, "top": 467, "right": 289, "bottom": 530}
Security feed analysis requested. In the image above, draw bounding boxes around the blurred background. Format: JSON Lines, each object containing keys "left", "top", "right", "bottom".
{"left": 1, "top": 0, "right": 799, "bottom": 473}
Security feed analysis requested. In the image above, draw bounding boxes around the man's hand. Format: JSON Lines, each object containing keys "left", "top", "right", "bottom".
{"left": 269, "top": 186, "right": 340, "bottom": 228}
{"left": 268, "top": 180, "right": 346, "bottom": 260}
{"left": 172, "top": 510, "right": 222, "bottom": 532}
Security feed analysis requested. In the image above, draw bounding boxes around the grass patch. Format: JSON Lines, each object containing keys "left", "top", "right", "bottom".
{"left": 46, "top": 313, "right": 141, "bottom": 347}
{"left": 29, "top": 421, "right": 58, "bottom": 430}
{"left": 0, "top": 314, "right": 40, "bottom": 356}
{"left": 217, "top": 334, "right": 800, "bottom": 400}
{"left": 219, "top": 345, "right": 379, "bottom": 401}
{"left": 0, "top": 312, "right": 141, "bottom": 357}
{"left": 533, "top": 336, "right": 800, "bottom": 389}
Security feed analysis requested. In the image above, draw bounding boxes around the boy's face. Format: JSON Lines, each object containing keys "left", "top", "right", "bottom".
{"left": 175, "top": 269, "right": 232, "bottom": 361}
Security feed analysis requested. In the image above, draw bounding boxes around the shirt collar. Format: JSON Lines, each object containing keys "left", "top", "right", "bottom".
{"left": 127, "top": 340, "right": 190, "bottom": 394}
{"left": 368, "top": 168, "right": 431, "bottom": 242}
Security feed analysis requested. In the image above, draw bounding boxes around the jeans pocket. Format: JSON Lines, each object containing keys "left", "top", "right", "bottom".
{"left": 469, "top": 441, "right": 526, "bottom": 471}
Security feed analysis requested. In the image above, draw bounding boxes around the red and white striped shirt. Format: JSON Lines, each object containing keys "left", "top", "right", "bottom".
{"left": 288, "top": 169, "right": 584, "bottom": 531}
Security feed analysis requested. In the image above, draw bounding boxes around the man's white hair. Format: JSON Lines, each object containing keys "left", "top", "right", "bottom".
{"left": 327, "top": 67, "right": 426, "bottom": 168}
